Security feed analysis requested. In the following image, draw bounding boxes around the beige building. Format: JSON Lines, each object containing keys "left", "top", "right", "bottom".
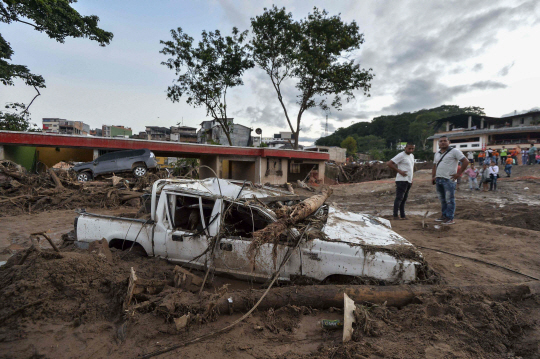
{"left": 304, "top": 145, "right": 346, "bottom": 163}
{"left": 428, "top": 111, "right": 540, "bottom": 152}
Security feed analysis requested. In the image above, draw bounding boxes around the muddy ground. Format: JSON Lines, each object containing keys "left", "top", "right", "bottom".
{"left": 0, "top": 165, "right": 539, "bottom": 358}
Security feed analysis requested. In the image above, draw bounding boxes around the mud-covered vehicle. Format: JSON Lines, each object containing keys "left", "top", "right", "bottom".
{"left": 73, "top": 149, "right": 157, "bottom": 181}
{"left": 74, "top": 178, "right": 424, "bottom": 283}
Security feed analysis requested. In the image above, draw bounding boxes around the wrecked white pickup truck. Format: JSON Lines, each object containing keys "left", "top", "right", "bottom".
{"left": 75, "top": 178, "right": 425, "bottom": 283}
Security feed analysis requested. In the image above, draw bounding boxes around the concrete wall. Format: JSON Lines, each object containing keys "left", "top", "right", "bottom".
{"left": 36, "top": 147, "right": 93, "bottom": 168}
{"left": 2, "top": 145, "right": 36, "bottom": 170}
{"left": 329, "top": 147, "right": 346, "bottom": 163}
{"left": 259, "top": 157, "right": 288, "bottom": 185}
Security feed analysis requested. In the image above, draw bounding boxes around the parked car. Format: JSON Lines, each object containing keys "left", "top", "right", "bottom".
{"left": 74, "top": 178, "right": 424, "bottom": 283}
{"left": 73, "top": 149, "right": 157, "bottom": 181}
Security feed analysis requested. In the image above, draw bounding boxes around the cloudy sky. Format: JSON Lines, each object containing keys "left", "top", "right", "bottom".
{"left": 1, "top": 0, "right": 539, "bottom": 144}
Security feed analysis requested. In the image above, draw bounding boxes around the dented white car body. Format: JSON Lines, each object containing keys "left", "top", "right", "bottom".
{"left": 75, "top": 178, "right": 423, "bottom": 283}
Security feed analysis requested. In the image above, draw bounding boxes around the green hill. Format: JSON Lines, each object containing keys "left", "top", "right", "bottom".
{"left": 316, "top": 105, "right": 485, "bottom": 160}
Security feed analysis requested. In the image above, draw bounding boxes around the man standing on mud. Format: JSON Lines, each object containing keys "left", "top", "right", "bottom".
{"left": 432, "top": 136, "right": 469, "bottom": 225}
{"left": 387, "top": 143, "right": 415, "bottom": 220}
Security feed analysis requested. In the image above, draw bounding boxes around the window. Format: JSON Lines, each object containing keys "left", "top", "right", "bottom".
{"left": 170, "top": 195, "right": 215, "bottom": 232}
{"left": 459, "top": 144, "right": 467, "bottom": 148}
{"left": 472, "top": 144, "right": 480, "bottom": 147}
{"left": 97, "top": 153, "right": 114, "bottom": 162}
{"left": 290, "top": 163, "right": 301, "bottom": 174}
{"left": 222, "top": 202, "right": 272, "bottom": 239}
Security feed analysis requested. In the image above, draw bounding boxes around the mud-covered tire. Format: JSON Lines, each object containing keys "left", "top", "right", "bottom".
{"left": 77, "top": 171, "right": 92, "bottom": 182}
{"left": 133, "top": 166, "right": 147, "bottom": 177}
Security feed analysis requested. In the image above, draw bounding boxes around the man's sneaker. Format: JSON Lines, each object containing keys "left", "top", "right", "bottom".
{"left": 435, "top": 216, "right": 447, "bottom": 222}
{"left": 442, "top": 219, "right": 455, "bottom": 225}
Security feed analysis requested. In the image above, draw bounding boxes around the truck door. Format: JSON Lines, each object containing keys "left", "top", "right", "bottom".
{"left": 164, "top": 193, "right": 214, "bottom": 269}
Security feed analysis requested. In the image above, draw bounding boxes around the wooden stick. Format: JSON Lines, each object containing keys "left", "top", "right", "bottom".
{"left": 124, "top": 267, "right": 138, "bottom": 311}
{"left": 31, "top": 232, "right": 60, "bottom": 253}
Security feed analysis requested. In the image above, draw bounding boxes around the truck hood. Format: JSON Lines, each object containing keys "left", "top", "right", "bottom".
{"left": 322, "top": 207, "right": 415, "bottom": 249}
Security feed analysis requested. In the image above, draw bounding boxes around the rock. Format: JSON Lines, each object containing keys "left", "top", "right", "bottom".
{"left": 88, "top": 239, "right": 113, "bottom": 263}
{"left": 174, "top": 313, "right": 191, "bottom": 331}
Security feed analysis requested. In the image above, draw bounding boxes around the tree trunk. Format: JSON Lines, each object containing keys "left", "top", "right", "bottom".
{"left": 48, "top": 169, "right": 64, "bottom": 189}
{"left": 204, "top": 282, "right": 540, "bottom": 314}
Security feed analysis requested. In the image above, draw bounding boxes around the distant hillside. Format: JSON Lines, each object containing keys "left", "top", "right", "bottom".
{"left": 316, "top": 105, "right": 485, "bottom": 152}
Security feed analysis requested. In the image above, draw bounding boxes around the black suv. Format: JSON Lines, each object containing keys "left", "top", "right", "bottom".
{"left": 73, "top": 149, "right": 158, "bottom": 181}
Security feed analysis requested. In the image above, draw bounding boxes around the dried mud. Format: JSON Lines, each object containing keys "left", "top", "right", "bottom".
{"left": 0, "top": 165, "right": 539, "bottom": 358}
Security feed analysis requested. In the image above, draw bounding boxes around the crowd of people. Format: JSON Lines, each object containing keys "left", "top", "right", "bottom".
{"left": 461, "top": 144, "right": 537, "bottom": 191}
{"left": 386, "top": 139, "right": 537, "bottom": 225}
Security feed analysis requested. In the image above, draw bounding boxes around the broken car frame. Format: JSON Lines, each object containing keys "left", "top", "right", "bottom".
{"left": 74, "top": 178, "right": 424, "bottom": 283}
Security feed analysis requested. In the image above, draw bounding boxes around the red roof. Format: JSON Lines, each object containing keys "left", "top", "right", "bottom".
{"left": 0, "top": 131, "right": 328, "bottom": 160}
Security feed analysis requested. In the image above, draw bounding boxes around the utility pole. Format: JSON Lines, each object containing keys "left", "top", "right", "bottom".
{"left": 325, "top": 115, "right": 328, "bottom": 137}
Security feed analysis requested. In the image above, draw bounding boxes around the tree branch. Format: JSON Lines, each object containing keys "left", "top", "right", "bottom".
{"left": 22, "top": 86, "right": 41, "bottom": 115}
{"left": 13, "top": 17, "right": 39, "bottom": 30}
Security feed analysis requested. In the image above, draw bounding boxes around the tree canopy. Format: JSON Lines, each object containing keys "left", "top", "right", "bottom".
{"left": 160, "top": 27, "right": 253, "bottom": 145}
{"left": 251, "top": 6, "right": 373, "bottom": 149}
{"left": 1, "top": 0, "right": 113, "bottom": 89}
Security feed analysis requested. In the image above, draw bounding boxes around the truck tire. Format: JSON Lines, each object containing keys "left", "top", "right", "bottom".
{"left": 133, "top": 165, "right": 147, "bottom": 177}
{"left": 77, "top": 171, "right": 92, "bottom": 182}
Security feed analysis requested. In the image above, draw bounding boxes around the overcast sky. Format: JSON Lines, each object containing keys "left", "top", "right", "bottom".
{"left": 1, "top": 0, "right": 539, "bottom": 144}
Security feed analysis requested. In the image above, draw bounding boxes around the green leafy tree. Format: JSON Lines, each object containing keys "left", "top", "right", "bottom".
{"left": 340, "top": 136, "right": 357, "bottom": 156}
{"left": 356, "top": 135, "right": 386, "bottom": 153}
{"left": 160, "top": 27, "right": 253, "bottom": 146}
{"left": 251, "top": 6, "right": 373, "bottom": 149}
{"left": 0, "top": 102, "right": 38, "bottom": 131}
{"left": 1, "top": 0, "right": 113, "bottom": 111}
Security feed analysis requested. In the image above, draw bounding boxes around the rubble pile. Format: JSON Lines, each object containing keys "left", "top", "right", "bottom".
{"left": 333, "top": 163, "right": 394, "bottom": 183}
{"left": 0, "top": 160, "right": 168, "bottom": 216}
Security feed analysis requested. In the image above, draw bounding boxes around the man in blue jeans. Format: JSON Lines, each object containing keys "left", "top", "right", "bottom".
{"left": 387, "top": 143, "right": 415, "bottom": 220}
{"left": 432, "top": 136, "right": 469, "bottom": 225}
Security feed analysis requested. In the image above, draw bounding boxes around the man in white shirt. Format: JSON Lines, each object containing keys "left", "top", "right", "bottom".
{"left": 466, "top": 151, "right": 475, "bottom": 164}
{"left": 488, "top": 162, "right": 499, "bottom": 191}
{"left": 387, "top": 143, "right": 415, "bottom": 219}
{"left": 432, "top": 136, "right": 469, "bottom": 225}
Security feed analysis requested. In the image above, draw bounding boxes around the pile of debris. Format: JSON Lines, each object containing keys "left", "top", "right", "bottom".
{"left": 0, "top": 160, "right": 168, "bottom": 216}
{"left": 332, "top": 163, "right": 394, "bottom": 183}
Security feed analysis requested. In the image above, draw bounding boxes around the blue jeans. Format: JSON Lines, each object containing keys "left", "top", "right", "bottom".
{"left": 436, "top": 178, "right": 456, "bottom": 220}
{"left": 468, "top": 177, "right": 478, "bottom": 189}
{"left": 505, "top": 164, "right": 512, "bottom": 176}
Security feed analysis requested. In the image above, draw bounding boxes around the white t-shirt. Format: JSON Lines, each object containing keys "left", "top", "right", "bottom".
{"left": 390, "top": 151, "right": 414, "bottom": 183}
{"left": 488, "top": 165, "right": 499, "bottom": 176}
{"left": 434, "top": 148, "right": 466, "bottom": 180}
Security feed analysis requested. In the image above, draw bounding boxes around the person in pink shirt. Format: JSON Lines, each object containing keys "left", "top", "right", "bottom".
{"left": 463, "top": 163, "right": 479, "bottom": 191}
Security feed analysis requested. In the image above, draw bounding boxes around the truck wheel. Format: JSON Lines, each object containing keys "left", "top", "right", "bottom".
{"left": 133, "top": 166, "right": 147, "bottom": 177}
{"left": 77, "top": 171, "right": 92, "bottom": 182}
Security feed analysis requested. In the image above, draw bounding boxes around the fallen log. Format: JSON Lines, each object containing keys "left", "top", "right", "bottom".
{"left": 47, "top": 169, "right": 64, "bottom": 189}
{"left": 204, "top": 282, "right": 540, "bottom": 314}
